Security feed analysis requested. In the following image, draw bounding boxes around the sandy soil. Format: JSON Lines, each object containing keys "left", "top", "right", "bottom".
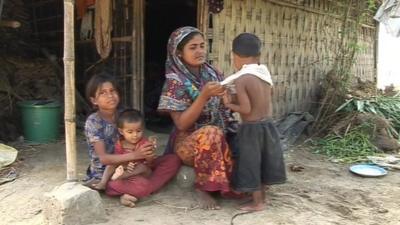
{"left": 0, "top": 131, "right": 399, "bottom": 225}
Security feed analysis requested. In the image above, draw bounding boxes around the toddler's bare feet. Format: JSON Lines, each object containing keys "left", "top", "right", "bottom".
{"left": 120, "top": 194, "right": 138, "bottom": 208}
{"left": 111, "top": 165, "right": 125, "bottom": 180}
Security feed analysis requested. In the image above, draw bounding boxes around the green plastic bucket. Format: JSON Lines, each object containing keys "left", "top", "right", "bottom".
{"left": 17, "top": 100, "right": 62, "bottom": 143}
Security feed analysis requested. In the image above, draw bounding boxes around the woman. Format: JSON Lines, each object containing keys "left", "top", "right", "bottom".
{"left": 158, "top": 26, "right": 238, "bottom": 210}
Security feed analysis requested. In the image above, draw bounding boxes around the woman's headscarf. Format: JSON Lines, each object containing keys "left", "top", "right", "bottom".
{"left": 158, "top": 26, "right": 228, "bottom": 130}
{"left": 165, "top": 26, "right": 219, "bottom": 95}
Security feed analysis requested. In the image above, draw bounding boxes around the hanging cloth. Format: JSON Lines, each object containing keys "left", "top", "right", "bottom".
{"left": 374, "top": 0, "right": 400, "bottom": 37}
{"left": 94, "top": 0, "right": 112, "bottom": 59}
{"left": 80, "top": 10, "right": 93, "bottom": 40}
{"left": 76, "top": 0, "right": 96, "bottom": 19}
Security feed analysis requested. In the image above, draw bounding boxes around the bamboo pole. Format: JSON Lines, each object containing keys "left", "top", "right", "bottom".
{"left": 132, "top": 0, "right": 144, "bottom": 112}
{"left": 374, "top": 23, "right": 379, "bottom": 84}
{"left": 139, "top": 0, "right": 144, "bottom": 113}
{"left": 197, "top": 0, "right": 209, "bottom": 32}
{"left": 63, "top": 0, "right": 77, "bottom": 181}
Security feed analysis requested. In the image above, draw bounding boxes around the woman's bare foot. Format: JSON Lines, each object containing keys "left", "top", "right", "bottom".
{"left": 238, "top": 202, "right": 266, "bottom": 212}
{"left": 120, "top": 194, "right": 138, "bottom": 208}
{"left": 195, "top": 189, "right": 221, "bottom": 210}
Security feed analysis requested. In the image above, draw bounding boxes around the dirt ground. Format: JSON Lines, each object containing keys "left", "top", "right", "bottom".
{"left": 1, "top": 130, "right": 399, "bottom": 225}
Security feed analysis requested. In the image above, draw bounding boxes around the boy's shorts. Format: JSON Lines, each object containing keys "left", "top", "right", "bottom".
{"left": 231, "top": 118, "right": 287, "bottom": 192}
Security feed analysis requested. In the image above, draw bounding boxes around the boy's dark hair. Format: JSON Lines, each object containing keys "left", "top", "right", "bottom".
{"left": 232, "top": 33, "right": 261, "bottom": 57}
{"left": 177, "top": 31, "right": 204, "bottom": 52}
{"left": 117, "top": 109, "right": 144, "bottom": 128}
{"left": 85, "top": 72, "right": 119, "bottom": 101}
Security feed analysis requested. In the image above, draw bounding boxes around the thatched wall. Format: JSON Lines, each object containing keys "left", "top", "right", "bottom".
{"left": 205, "top": 0, "right": 377, "bottom": 117}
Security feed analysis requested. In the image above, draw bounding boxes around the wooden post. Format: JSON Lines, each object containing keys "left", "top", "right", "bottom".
{"left": 63, "top": 0, "right": 77, "bottom": 181}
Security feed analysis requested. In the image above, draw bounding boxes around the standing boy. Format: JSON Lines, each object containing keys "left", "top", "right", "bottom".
{"left": 222, "top": 33, "right": 286, "bottom": 211}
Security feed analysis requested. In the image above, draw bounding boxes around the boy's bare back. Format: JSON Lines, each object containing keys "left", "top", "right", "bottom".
{"left": 234, "top": 74, "right": 272, "bottom": 122}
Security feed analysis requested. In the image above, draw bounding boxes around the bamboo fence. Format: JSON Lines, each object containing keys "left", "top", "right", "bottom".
{"left": 205, "top": 0, "right": 377, "bottom": 117}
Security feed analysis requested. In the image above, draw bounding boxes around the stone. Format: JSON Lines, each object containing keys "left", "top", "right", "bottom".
{"left": 175, "top": 165, "right": 196, "bottom": 189}
{"left": 42, "top": 182, "right": 107, "bottom": 225}
{"left": 377, "top": 208, "right": 389, "bottom": 214}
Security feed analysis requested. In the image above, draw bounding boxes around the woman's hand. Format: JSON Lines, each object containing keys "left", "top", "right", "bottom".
{"left": 170, "top": 82, "right": 225, "bottom": 131}
{"left": 201, "top": 81, "right": 225, "bottom": 99}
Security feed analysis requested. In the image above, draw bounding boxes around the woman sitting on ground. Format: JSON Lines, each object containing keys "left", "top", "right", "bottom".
{"left": 158, "top": 26, "right": 239, "bottom": 210}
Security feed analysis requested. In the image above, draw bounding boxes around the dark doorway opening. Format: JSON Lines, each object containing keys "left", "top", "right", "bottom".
{"left": 144, "top": 0, "right": 197, "bottom": 133}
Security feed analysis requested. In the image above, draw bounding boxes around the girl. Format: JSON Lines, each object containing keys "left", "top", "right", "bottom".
{"left": 92, "top": 109, "right": 154, "bottom": 192}
{"left": 84, "top": 73, "right": 181, "bottom": 207}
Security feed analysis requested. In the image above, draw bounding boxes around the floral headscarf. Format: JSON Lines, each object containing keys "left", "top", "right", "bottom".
{"left": 158, "top": 26, "right": 232, "bottom": 131}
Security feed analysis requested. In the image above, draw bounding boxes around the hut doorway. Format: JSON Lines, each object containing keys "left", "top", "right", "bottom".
{"left": 143, "top": 0, "right": 198, "bottom": 130}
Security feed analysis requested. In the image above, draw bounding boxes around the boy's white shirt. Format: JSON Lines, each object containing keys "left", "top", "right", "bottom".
{"left": 221, "top": 63, "right": 272, "bottom": 124}
{"left": 220, "top": 63, "right": 273, "bottom": 86}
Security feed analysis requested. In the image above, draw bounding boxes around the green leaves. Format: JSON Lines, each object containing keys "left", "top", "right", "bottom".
{"left": 313, "top": 124, "right": 380, "bottom": 163}
{"left": 335, "top": 96, "right": 400, "bottom": 138}
{"left": 315, "top": 95, "right": 400, "bottom": 163}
